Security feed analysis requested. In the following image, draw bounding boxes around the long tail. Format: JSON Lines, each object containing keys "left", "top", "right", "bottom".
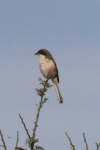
{"left": 53, "top": 82, "right": 63, "bottom": 104}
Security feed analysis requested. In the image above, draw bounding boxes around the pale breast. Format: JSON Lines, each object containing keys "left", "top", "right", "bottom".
{"left": 39, "top": 55, "right": 56, "bottom": 78}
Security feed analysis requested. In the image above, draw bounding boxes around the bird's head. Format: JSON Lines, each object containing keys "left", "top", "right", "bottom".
{"left": 34, "top": 49, "right": 54, "bottom": 60}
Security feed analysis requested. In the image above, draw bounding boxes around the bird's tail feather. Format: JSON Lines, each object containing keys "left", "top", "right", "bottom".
{"left": 53, "top": 83, "right": 63, "bottom": 104}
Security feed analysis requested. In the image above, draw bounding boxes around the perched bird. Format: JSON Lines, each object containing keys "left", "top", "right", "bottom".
{"left": 34, "top": 49, "right": 63, "bottom": 104}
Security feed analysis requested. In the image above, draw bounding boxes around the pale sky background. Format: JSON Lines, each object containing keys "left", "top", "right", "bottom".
{"left": 0, "top": 0, "right": 100, "bottom": 150}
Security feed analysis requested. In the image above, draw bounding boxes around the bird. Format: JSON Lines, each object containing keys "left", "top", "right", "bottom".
{"left": 34, "top": 49, "right": 63, "bottom": 104}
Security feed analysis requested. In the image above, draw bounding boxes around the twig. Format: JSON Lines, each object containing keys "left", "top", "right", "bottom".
{"left": 65, "top": 132, "right": 75, "bottom": 150}
{"left": 16, "top": 131, "right": 19, "bottom": 147}
{"left": 96, "top": 142, "right": 100, "bottom": 150}
{"left": 83, "top": 132, "right": 89, "bottom": 150}
{"left": 0, "top": 130, "right": 7, "bottom": 150}
{"left": 19, "top": 114, "right": 31, "bottom": 140}
{"left": 32, "top": 77, "right": 50, "bottom": 149}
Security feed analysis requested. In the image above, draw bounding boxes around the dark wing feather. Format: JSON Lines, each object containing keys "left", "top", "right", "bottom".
{"left": 53, "top": 60, "right": 59, "bottom": 83}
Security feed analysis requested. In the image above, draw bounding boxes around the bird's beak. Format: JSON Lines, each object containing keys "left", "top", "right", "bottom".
{"left": 34, "top": 52, "right": 38, "bottom": 55}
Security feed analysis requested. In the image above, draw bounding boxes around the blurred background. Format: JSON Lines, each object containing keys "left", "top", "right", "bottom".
{"left": 0, "top": 0, "right": 100, "bottom": 150}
